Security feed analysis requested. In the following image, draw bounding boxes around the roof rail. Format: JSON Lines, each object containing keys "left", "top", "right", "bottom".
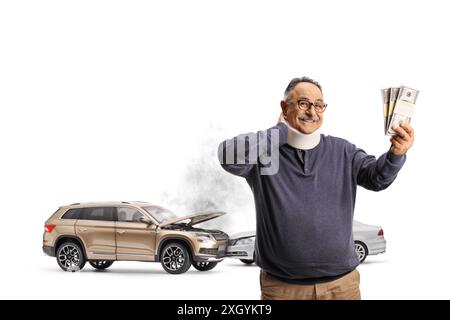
{"left": 70, "top": 202, "right": 80, "bottom": 205}
{"left": 121, "top": 201, "right": 130, "bottom": 204}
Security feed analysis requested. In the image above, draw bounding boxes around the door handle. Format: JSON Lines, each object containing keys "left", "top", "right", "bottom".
{"left": 78, "top": 228, "right": 87, "bottom": 232}
{"left": 117, "top": 230, "right": 125, "bottom": 234}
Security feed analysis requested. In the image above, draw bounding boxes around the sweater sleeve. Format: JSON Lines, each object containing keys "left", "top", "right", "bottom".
{"left": 351, "top": 144, "right": 407, "bottom": 191}
{"left": 218, "top": 122, "right": 287, "bottom": 178}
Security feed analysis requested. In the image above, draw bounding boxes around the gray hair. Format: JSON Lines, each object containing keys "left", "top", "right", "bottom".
{"left": 283, "top": 77, "right": 323, "bottom": 100}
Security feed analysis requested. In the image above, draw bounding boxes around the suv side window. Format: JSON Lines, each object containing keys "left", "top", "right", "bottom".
{"left": 61, "top": 208, "right": 81, "bottom": 219}
{"left": 117, "top": 207, "right": 143, "bottom": 223}
{"left": 81, "top": 207, "right": 115, "bottom": 221}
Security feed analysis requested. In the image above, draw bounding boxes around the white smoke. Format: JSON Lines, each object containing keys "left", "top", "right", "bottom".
{"left": 160, "top": 124, "right": 255, "bottom": 234}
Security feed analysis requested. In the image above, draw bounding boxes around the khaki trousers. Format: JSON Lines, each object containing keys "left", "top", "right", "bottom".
{"left": 260, "top": 269, "right": 361, "bottom": 300}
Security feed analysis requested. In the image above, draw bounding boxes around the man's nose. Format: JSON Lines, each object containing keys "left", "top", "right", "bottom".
{"left": 305, "top": 105, "right": 317, "bottom": 115}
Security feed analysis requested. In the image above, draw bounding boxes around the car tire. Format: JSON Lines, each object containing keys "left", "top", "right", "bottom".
{"left": 354, "top": 241, "right": 368, "bottom": 263}
{"left": 161, "top": 242, "right": 191, "bottom": 274}
{"left": 56, "top": 241, "right": 86, "bottom": 272}
{"left": 192, "top": 261, "right": 218, "bottom": 271}
{"left": 240, "top": 259, "right": 255, "bottom": 265}
{"left": 89, "top": 260, "right": 114, "bottom": 270}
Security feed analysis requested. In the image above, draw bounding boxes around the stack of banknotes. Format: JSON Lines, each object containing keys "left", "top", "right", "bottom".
{"left": 381, "top": 86, "right": 419, "bottom": 136}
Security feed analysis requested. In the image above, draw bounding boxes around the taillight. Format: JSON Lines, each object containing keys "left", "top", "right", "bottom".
{"left": 378, "top": 229, "right": 384, "bottom": 236}
{"left": 45, "top": 224, "right": 56, "bottom": 232}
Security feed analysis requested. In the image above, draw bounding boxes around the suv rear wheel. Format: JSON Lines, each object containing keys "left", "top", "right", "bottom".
{"left": 161, "top": 242, "right": 191, "bottom": 274}
{"left": 192, "top": 261, "right": 218, "bottom": 271}
{"left": 89, "top": 260, "right": 114, "bottom": 270}
{"left": 56, "top": 242, "right": 86, "bottom": 272}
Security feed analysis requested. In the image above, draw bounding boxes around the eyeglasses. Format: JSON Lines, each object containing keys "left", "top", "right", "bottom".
{"left": 289, "top": 99, "right": 327, "bottom": 113}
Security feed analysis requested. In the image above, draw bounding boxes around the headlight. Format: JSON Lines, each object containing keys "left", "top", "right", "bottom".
{"left": 235, "top": 237, "right": 255, "bottom": 246}
{"left": 192, "top": 232, "right": 215, "bottom": 243}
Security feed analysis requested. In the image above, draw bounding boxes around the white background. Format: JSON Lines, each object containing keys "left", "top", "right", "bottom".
{"left": 0, "top": 0, "right": 449, "bottom": 299}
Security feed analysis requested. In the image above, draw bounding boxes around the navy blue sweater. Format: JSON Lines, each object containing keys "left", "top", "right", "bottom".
{"left": 219, "top": 122, "right": 406, "bottom": 281}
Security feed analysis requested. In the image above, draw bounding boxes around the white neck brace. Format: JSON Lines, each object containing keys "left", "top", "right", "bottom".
{"left": 284, "top": 121, "right": 321, "bottom": 150}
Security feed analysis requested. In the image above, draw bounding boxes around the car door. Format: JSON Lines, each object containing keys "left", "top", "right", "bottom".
{"left": 75, "top": 206, "right": 117, "bottom": 260}
{"left": 115, "top": 206, "right": 157, "bottom": 261}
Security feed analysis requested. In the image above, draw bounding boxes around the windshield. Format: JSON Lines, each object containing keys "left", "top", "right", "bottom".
{"left": 143, "top": 206, "right": 177, "bottom": 224}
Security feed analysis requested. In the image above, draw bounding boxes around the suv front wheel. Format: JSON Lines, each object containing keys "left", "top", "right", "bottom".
{"left": 56, "top": 242, "right": 86, "bottom": 272}
{"left": 161, "top": 242, "right": 191, "bottom": 274}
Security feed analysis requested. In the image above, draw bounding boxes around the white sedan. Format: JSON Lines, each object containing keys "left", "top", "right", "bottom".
{"left": 226, "top": 220, "right": 386, "bottom": 264}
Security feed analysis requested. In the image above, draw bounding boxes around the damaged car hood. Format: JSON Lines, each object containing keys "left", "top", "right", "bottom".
{"left": 159, "top": 211, "right": 226, "bottom": 227}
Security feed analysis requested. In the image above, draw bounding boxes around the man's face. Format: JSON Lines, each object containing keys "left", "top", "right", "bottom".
{"left": 281, "top": 82, "right": 324, "bottom": 134}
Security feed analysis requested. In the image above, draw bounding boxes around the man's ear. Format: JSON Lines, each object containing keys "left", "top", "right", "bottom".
{"left": 280, "top": 100, "right": 288, "bottom": 118}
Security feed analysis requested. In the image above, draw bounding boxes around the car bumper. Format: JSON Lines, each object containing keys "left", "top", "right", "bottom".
{"left": 194, "top": 256, "right": 225, "bottom": 262}
{"left": 43, "top": 245, "right": 55, "bottom": 257}
{"left": 367, "top": 238, "right": 387, "bottom": 255}
{"left": 226, "top": 244, "right": 254, "bottom": 260}
{"left": 193, "top": 241, "right": 228, "bottom": 262}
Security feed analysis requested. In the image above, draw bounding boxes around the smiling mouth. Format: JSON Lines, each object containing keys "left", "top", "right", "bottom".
{"left": 298, "top": 117, "right": 318, "bottom": 123}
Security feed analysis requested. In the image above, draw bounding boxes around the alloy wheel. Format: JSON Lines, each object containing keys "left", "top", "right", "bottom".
{"left": 58, "top": 244, "right": 80, "bottom": 269}
{"left": 163, "top": 246, "right": 185, "bottom": 271}
{"left": 354, "top": 242, "right": 367, "bottom": 262}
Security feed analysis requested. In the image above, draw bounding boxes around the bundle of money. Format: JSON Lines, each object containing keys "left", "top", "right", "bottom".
{"left": 381, "top": 86, "right": 419, "bottom": 136}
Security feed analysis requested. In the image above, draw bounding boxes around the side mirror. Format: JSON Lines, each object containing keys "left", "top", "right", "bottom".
{"left": 139, "top": 217, "right": 153, "bottom": 226}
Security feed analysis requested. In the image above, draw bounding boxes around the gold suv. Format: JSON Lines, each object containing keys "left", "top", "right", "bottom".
{"left": 43, "top": 201, "right": 229, "bottom": 274}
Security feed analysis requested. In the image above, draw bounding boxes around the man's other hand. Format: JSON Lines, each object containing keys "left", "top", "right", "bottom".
{"left": 390, "top": 123, "right": 414, "bottom": 156}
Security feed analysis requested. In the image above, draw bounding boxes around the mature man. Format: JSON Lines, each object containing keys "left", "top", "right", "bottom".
{"left": 218, "top": 77, "right": 414, "bottom": 300}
